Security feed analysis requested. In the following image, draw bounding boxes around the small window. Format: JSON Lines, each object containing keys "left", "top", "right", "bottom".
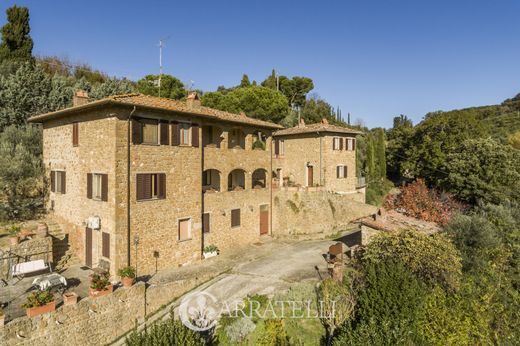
{"left": 93, "top": 174, "right": 103, "bottom": 200}
{"left": 347, "top": 138, "right": 355, "bottom": 151}
{"left": 180, "top": 123, "right": 191, "bottom": 145}
{"left": 231, "top": 209, "right": 241, "bottom": 228}
{"left": 179, "top": 218, "right": 191, "bottom": 241}
{"left": 336, "top": 165, "right": 348, "bottom": 179}
{"left": 279, "top": 140, "right": 285, "bottom": 156}
{"left": 333, "top": 137, "right": 341, "bottom": 150}
{"left": 136, "top": 173, "right": 166, "bottom": 201}
{"left": 102, "top": 232, "right": 110, "bottom": 258}
{"left": 51, "top": 170, "right": 66, "bottom": 194}
{"left": 72, "top": 122, "right": 79, "bottom": 147}
{"left": 203, "top": 213, "right": 210, "bottom": 233}
{"left": 142, "top": 119, "right": 159, "bottom": 144}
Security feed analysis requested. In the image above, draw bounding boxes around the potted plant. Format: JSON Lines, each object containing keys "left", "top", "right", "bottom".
{"left": 88, "top": 272, "right": 113, "bottom": 298}
{"left": 22, "top": 290, "right": 56, "bottom": 318}
{"left": 203, "top": 245, "right": 219, "bottom": 259}
{"left": 63, "top": 291, "right": 78, "bottom": 305}
{"left": 117, "top": 266, "right": 136, "bottom": 288}
{"left": 7, "top": 225, "right": 20, "bottom": 246}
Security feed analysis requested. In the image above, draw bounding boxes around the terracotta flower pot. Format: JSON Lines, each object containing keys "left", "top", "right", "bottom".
{"left": 26, "top": 301, "right": 56, "bottom": 318}
{"left": 9, "top": 236, "right": 19, "bottom": 246}
{"left": 121, "top": 276, "right": 134, "bottom": 288}
{"left": 63, "top": 292, "right": 78, "bottom": 305}
{"left": 88, "top": 284, "right": 113, "bottom": 299}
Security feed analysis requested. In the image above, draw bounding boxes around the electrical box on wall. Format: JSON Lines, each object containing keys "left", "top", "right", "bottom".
{"left": 87, "top": 216, "right": 100, "bottom": 230}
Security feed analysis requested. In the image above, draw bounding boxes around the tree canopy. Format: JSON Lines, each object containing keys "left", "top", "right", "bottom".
{"left": 0, "top": 5, "right": 33, "bottom": 64}
{"left": 136, "top": 74, "right": 186, "bottom": 100}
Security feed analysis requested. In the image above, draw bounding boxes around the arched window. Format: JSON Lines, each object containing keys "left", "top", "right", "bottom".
{"left": 228, "top": 169, "right": 246, "bottom": 191}
{"left": 252, "top": 169, "right": 267, "bottom": 189}
{"left": 203, "top": 169, "right": 221, "bottom": 192}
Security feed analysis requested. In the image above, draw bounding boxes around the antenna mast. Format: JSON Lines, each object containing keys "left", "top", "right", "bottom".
{"left": 158, "top": 36, "right": 170, "bottom": 97}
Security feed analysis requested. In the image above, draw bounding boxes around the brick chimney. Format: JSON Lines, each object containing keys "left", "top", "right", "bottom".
{"left": 186, "top": 92, "right": 201, "bottom": 109}
{"left": 73, "top": 90, "right": 89, "bottom": 107}
{"left": 298, "top": 117, "right": 306, "bottom": 128}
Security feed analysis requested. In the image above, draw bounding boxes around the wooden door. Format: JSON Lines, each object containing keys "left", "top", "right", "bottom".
{"left": 307, "top": 166, "right": 313, "bottom": 187}
{"left": 260, "top": 205, "right": 269, "bottom": 235}
{"left": 85, "top": 227, "right": 93, "bottom": 267}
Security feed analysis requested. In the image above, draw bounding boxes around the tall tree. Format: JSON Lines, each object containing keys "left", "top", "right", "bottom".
{"left": 0, "top": 5, "right": 33, "bottom": 64}
{"left": 261, "top": 71, "right": 314, "bottom": 108}
{"left": 240, "top": 74, "right": 251, "bottom": 88}
{"left": 136, "top": 74, "right": 185, "bottom": 100}
{"left": 374, "top": 128, "right": 387, "bottom": 179}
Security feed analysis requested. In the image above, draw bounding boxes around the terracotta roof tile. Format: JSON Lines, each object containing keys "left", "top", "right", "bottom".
{"left": 28, "top": 93, "right": 283, "bottom": 129}
{"left": 274, "top": 122, "right": 363, "bottom": 136}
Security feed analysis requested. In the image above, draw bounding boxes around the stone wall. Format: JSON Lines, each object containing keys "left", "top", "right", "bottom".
{"left": 1, "top": 236, "right": 53, "bottom": 280}
{"left": 272, "top": 190, "right": 377, "bottom": 239}
{"left": 322, "top": 135, "right": 357, "bottom": 192}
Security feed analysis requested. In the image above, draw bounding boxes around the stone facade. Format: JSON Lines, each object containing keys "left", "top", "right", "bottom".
{"left": 32, "top": 94, "right": 368, "bottom": 278}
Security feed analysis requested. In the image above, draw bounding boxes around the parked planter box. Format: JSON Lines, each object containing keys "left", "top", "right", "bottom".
{"left": 121, "top": 277, "right": 134, "bottom": 288}
{"left": 203, "top": 251, "right": 218, "bottom": 259}
{"left": 88, "top": 284, "right": 113, "bottom": 299}
{"left": 63, "top": 292, "right": 78, "bottom": 305}
{"left": 26, "top": 301, "right": 56, "bottom": 318}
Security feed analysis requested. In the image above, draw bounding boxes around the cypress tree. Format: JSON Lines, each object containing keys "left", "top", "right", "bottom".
{"left": 375, "top": 128, "right": 387, "bottom": 179}
{"left": 0, "top": 5, "right": 34, "bottom": 64}
{"left": 240, "top": 74, "right": 251, "bottom": 87}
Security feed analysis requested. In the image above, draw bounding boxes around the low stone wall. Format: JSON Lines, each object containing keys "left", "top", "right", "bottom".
{"left": 0, "top": 268, "right": 217, "bottom": 345}
{"left": 272, "top": 190, "right": 377, "bottom": 239}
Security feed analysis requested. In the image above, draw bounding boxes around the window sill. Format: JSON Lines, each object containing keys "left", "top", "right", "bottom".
{"left": 136, "top": 197, "right": 165, "bottom": 202}
{"left": 231, "top": 226, "right": 241, "bottom": 229}
{"left": 139, "top": 142, "right": 160, "bottom": 146}
{"left": 177, "top": 238, "right": 192, "bottom": 243}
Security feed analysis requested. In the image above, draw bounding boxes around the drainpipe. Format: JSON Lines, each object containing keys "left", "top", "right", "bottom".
{"left": 201, "top": 124, "right": 205, "bottom": 258}
{"left": 127, "top": 106, "right": 136, "bottom": 266}
{"left": 319, "top": 133, "right": 323, "bottom": 186}
{"left": 270, "top": 134, "right": 273, "bottom": 237}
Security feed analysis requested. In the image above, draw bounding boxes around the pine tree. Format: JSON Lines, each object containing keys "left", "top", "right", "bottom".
{"left": 240, "top": 74, "right": 251, "bottom": 87}
{"left": 0, "top": 5, "right": 34, "bottom": 64}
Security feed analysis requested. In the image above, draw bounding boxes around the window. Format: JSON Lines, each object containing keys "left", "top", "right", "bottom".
{"left": 142, "top": 119, "right": 159, "bottom": 144}
{"left": 336, "top": 165, "right": 348, "bottom": 179}
{"left": 180, "top": 123, "right": 191, "bottom": 145}
{"left": 87, "top": 173, "right": 108, "bottom": 201}
{"left": 72, "top": 122, "right": 79, "bottom": 147}
{"left": 136, "top": 173, "right": 166, "bottom": 201}
{"left": 51, "top": 170, "right": 66, "bottom": 194}
{"left": 102, "top": 232, "right": 110, "bottom": 258}
{"left": 179, "top": 218, "right": 191, "bottom": 241}
{"left": 333, "top": 137, "right": 342, "bottom": 150}
{"left": 346, "top": 138, "right": 355, "bottom": 151}
{"left": 203, "top": 213, "right": 210, "bottom": 233}
{"left": 231, "top": 209, "right": 241, "bottom": 228}
{"left": 274, "top": 139, "right": 285, "bottom": 157}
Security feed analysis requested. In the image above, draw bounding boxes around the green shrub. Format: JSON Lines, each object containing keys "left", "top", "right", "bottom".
{"left": 22, "top": 290, "right": 54, "bottom": 308}
{"left": 203, "top": 244, "right": 219, "bottom": 253}
{"left": 252, "top": 140, "right": 266, "bottom": 150}
{"left": 117, "top": 266, "right": 136, "bottom": 279}
{"left": 225, "top": 317, "right": 256, "bottom": 344}
{"left": 256, "top": 319, "right": 291, "bottom": 346}
{"left": 90, "top": 272, "right": 111, "bottom": 290}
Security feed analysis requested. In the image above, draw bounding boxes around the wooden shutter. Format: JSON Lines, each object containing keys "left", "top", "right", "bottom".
{"left": 50, "top": 171, "right": 55, "bottom": 192}
{"left": 179, "top": 219, "right": 190, "bottom": 240}
{"left": 339, "top": 138, "right": 343, "bottom": 150}
{"left": 352, "top": 138, "right": 356, "bottom": 151}
{"left": 61, "top": 171, "right": 66, "bottom": 194}
{"left": 203, "top": 213, "right": 210, "bottom": 233}
{"left": 72, "top": 122, "right": 79, "bottom": 147}
{"left": 192, "top": 124, "right": 199, "bottom": 147}
{"left": 87, "top": 173, "right": 92, "bottom": 199}
{"left": 336, "top": 166, "right": 341, "bottom": 178}
{"left": 101, "top": 174, "right": 108, "bottom": 201}
{"left": 344, "top": 166, "right": 348, "bottom": 178}
{"left": 160, "top": 121, "right": 169, "bottom": 145}
{"left": 274, "top": 140, "right": 280, "bottom": 156}
{"left": 171, "top": 122, "right": 180, "bottom": 146}
{"left": 132, "top": 119, "right": 142, "bottom": 144}
{"left": 158, "top": 173, "right": 166, "bottom": 199}
{"left": 231, "top": 209, "right": 240, "bottom": 227}
{"left": 136, "top": 174, "right": 149, "bottom": 201}
{"left": 102, "top": 232, "right": 110, "bottom": 258}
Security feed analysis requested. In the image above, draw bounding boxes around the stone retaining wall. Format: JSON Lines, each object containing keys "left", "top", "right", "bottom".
{"left": 1, "top": 236, "right": 53, "bottom": 280}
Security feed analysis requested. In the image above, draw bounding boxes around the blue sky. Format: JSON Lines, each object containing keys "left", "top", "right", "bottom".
{"left": 1, "top": 0, "right": 520, "bottom": 128}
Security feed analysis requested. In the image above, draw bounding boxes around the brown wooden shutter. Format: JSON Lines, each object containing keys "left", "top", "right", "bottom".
{"left": 274, "top": 140, "right": 280, "bottom": 155}
{"left": 50, "top": 171, "right": 55, "bottom": 192}
{"left": 344, "top": 166, "right": 348, "bottom": 178}
{"left": 203, "top": 213, "right": 210, "bottom": 233}
{"left": 171, "top": 122, "right": 180, "bottom": 146}
{"left": 102, "top": 232, "right": 110, "bottom": 258}
{"left": 101, "top": 174, "right": 108, "bottom": 201}
{"left": 339, "top": 138, "right": 343, "bottom": 150}
{"left": 352, "top": 138, "right": 356, "bottom": 151}
{"left": 191, "top": 124, "right": 199, "bottom": 147}
{"left": 61, "top": 171, "right": 66, "bottom": 194}
{"left": 336, "top": 166, "right": 340, "bottom": 178}
{"left": 72, "top": 122, "right": 79, "bottom": 147}
{"left": 87, "top": 173, "right": 92, "bottom": 199}
{"left": 132, "top": 119, "right": 142, "bottom": 144}
{"left": 231, "top": 209, "right": 240, "bottom": 227}
{"left": 160, "top": 121, "right": 169, "bottom": 145}
{"left": 136, "top": 174, "right": 146, "bottom": 200}
{"left": 158, "top": 173, "right": 166, "bottom": 199}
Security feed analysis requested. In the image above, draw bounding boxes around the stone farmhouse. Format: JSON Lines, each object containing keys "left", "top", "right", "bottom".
{"left": 28, "top": 92, "right": 366, "bottom": 276}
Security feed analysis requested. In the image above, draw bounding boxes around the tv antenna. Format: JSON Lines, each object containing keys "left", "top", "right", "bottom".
{"left": 158, "top": 36, "right": 170, "bottom": 97}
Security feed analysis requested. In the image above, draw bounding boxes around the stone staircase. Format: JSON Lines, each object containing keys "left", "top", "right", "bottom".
{"left": 44, "top": 219, "right": 80, "bottom": 270}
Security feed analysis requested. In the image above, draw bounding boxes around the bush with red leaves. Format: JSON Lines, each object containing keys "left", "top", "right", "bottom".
{"left": 384, "top": 179, "right": 465, "bottom": 225}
